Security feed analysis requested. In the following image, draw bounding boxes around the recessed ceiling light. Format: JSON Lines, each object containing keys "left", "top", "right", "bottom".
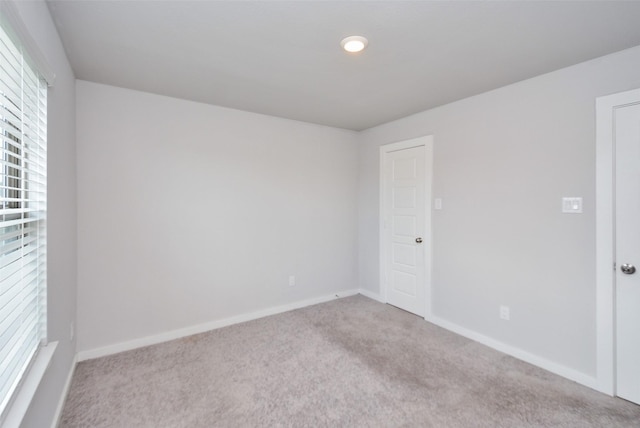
{"left": 340, "top": 36, "right": 368, "bottom": 53}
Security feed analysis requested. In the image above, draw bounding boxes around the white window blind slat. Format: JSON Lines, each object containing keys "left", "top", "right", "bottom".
{"left": 0, "top": 298, "right": 38, "bottom": 347}
{"left": 0, "top": 255, "right": 35, "bottom": 283}
{"left": 0, "top": 94, "right": 22, "bottom": 119}
{"left": 0, "top": 243, "right": 38, "bottom": 271}
{"left": 0, "top": 260, "right": 38, "bottom": 293}
{"left": 0, "top": 35, "right": 20, "bottom": 66}
{"left": 0, "top": 297, "right": 38, "bottom": 359}
{"left": 0, "top": 18, "right": 47, "bottom": 423}
{"left": 0, "top": 340, "right": 37, "bottom": 409}
{"left": 0, "top": 58, "right": 20, "bottom": 89}
{"left": 0, "top": 325, "right": 38, "bottom": 400}
{"left": 0, "top": 216, "right": 40, "bottom": 230}
{"left": 0, "top": 237, "right": 39, "bottom": 260}
{"left": 0, "top": 74, "right": 20, "bottom": 99}
{"left": 0, "top": 289, "right": 38, "bottom": 344}
{"left": 0, "top": 140, "right": 46, "bottom": 169}
{"left": 0, "top": 256, "right": 39, "bottom": 293}
{"left": 0, "top": 225, "right": 36, "bottom": 243}
{"left": 0, "top": 128, "right": 21, "bottom": 149}
{"left": 0, "top": 123, "right": 20, "bottom": 147}
{"left": 0, "top": 59, "right": 20, "bottom": 91}
{"left": 0, "top": 337, "right": 36, "bottom": 413}
{"left": 1, "top": 332, "right": 38, "bottom": 385}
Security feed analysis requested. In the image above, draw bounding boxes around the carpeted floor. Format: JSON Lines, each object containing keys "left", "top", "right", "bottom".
{"left": 60, "top": 295, "right": 640, "bottom": 427}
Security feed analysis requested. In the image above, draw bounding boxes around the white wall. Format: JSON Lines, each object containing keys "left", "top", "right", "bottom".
{"left": 358, "top": 45, "right": 640, "bottom": 379}
{"left": 76, "top": 81, "right": 359, "bottom": 353}
{"left": 13, "top": 8, "right": 639, "bottom": 418}
{"left": 11, "top": 1, "right": 78, "bottom": 427}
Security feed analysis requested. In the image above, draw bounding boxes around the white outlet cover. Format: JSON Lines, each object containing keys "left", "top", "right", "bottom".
{"left": 434, "top": 198, "right": 442, "bottom": 210}
{"left": 499, "top": 305, "right": 510, "bottom": 320}
{"left": 562, "top": 197, "right": 582, "bottom": 213}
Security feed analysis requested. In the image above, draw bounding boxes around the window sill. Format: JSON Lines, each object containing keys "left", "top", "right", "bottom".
{"left": 2, "top": 341, "right": 58, "bottom": 428}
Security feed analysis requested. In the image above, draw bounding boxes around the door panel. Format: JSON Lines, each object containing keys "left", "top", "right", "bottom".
{"left": 393, "top": 215, "right": 416, "bottom": 236}
{"left": 393, "top": 243, "right": 416, "bottom": 266}
{"left": 393, "top": 187, "right": 417, "bottom": 208}
{"left": 383, "top": 145, "right": 426, "bottom": 316}
{"left": 615, "top": 103, "right": 640, "bottom": 405}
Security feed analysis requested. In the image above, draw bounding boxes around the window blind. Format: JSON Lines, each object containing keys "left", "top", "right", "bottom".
{"left": 0, "top": 20, "right": 47, "bottom": 420}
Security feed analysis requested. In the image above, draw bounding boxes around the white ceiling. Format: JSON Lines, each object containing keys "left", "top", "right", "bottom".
{"left": 47, "top": 1, "right": 640, "bottom": 131}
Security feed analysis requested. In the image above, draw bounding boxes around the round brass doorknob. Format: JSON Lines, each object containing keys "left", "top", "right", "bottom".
{"left": 415, "top": 237, "right": 423, "bottom": 243}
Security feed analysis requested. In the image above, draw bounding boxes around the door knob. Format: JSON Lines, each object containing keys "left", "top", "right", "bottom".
{"left": 415, "top": 237, "right": 423, "bottom": 243}
{"left": 621, "top": 264, "right": 636, "bottom": 275}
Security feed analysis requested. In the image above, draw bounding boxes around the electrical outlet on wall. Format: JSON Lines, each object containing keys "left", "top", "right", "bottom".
{"left": 288, "top": 275, "right": 296, "bottom": 287}
{"left": 70, "top": 322, "right": 75, "bottom": 341}
{"left": 499, "top": 305, "right": 510, "bottom": 321}
{"left": 562, "top": 197, "right": 583, "bottom": 213}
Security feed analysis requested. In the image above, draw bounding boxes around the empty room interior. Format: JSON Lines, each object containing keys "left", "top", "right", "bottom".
{"left": 3, "top": 0, "right": 640, "bottom": 427}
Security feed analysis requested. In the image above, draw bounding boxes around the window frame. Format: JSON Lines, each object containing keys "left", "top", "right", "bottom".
{"left": 0, "top": 2, "right": 54, "bottom": 425}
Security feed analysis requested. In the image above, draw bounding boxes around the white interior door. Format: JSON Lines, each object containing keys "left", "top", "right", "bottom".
{"left": 615, "top": 102, "right": 640, "bottom": 405}
{"left": 381, "top": 141, "right": 431, "bottom": 316}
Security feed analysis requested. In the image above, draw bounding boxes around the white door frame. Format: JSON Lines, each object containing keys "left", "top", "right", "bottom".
{"left": 379, "top": 135, "right": 434, "bottom": 319}
{"left": 595, "top": 88, "right": 640, "bottom": 396}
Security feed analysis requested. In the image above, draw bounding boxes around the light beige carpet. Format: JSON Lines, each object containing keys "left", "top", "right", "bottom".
{"left": 60, "top": 295, "right": 640, "bottom": 427}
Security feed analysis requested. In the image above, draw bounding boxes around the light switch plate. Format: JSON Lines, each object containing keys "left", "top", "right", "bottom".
{"left": 434, "top": 198, "right": 442, "bottom": 210}
{"left": 562, "top": 197, "right": 582, "bottom": 213}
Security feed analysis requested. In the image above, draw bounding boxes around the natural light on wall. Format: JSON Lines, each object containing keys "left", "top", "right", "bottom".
{"left": 0, "top": 16, "right": 48, "bottom": 424}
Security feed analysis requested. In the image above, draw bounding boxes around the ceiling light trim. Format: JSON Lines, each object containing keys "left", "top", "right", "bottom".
{"left": 340, "top": 35, "right": 368, "bottom": 53}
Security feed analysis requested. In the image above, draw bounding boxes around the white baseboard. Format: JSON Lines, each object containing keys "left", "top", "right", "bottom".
{"left": 358, "top": 288, "right": 384, "bottom": 303}
{"left": 75, "top": 290, "right": 599, "bottom": 395}
{"left": 50, "top": 353, "right": 77, "bottom": 428}
{"left": 77, "top": 289, "right": 360, "bottom": 362}
{"left": 358, "top": 288, "right": 599, "bottom": 391}
{"left": 425, "top": 313, "right": 599, "bottom": 391}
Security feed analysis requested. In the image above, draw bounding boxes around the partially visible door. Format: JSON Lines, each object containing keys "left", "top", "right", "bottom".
{"left": 615, "top": 102, "right": 640, "bottom": 405}
{"left": 382, "top": 143, "right": 428, "bottom": 316}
